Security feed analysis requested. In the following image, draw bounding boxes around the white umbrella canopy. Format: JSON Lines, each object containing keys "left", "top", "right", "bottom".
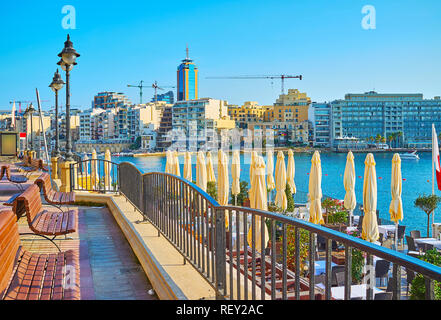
{"left": 362, "top": 153, "right": 380, "bottom": 243}
{"left": 218, "top": 150, "right": 230, "bottom": 229}
{"left": 309, "top": 151, "right": 323, "bottom": 225}
{"left": 184, "top": 152, "right": 192, "bottom": 181}
{"left": 231, "top": 150, "right": 241, "bottom": 199}
{"left": 390, "top": 153, "right": 403, "bottom": 249}
{"left": 247, "top": 156, "right": 269, "bottom": 253}
{"left": 206, "top": 152, "right": 216, "bottom": 183}
{"left": 287, "top": 149, "right": 296, "bottom": 194}
{"left": 274, "top": 151, "right": 287, "bottom": 211}
{"left": 344, "top": 151, "right": 357, "bottom": 226}
{"left": 196, "top": 151, "right": 207, "bottom": 192}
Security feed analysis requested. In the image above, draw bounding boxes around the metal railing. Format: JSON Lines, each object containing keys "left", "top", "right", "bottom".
{"left": 115, "top": 161, "right": 441, "bottom": 300}
{"left": 70, "top": 159, "right": 119, "bottom": 193}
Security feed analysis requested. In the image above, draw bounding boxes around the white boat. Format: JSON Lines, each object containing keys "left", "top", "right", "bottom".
{"left": 399, "top": 151, "right": 420, "bottom": 160}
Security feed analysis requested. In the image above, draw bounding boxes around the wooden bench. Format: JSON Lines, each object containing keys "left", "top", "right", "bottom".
{"left": 0, "top": 210, "right": 80, "bottom": 300}
{"left": 16, "top": 158, "right": 47, "bottom": 175}
{"left": 1, "top": 165, "right": 28, "bottom": 191}
{"left": 35, "top": 173, "right": 75, "bottom": 206}
{"left": 13, "top": 184, "right": 77, "bottom": 237}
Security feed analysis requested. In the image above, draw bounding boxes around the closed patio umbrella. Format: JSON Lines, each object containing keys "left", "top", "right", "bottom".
{"left": 218, "top": 150, "right": 229, "bottom": 228}
{"left": 287, "top": 149, "right": 296, "bottom": 194}
{"left": 173, "top": 151, "right": 180, "bottom": 177}
{"left": 206, "top": 152, "right": 216, "bottom": 183}
{"left": 247, "top": 156, "right": 269, "bottom": 253}
{"left": 309, "top": 151, "right": 323, "bottom": 225}
{"left": 344, "top": 151, "right": 357, "bottom": 226}
{"left": 362, "top": 153, "right": 380, "bottom": 243}
{"left": 165, "top": 150, "right": 173, "bottom": 174}
{"left": 184, "top": 152, "right": 192, "bottom": 181}
{"left": 249, "top": 151, "right": 258, "bottom": 207}
{"left": 231, "top": 150, "right": 241, "bottom": 205}
{"left": 104, "top": 148, "right": 112, "bottom": 190}
{"left": 266, "top": 151, "right": 276, "bottom": 201}
{"left": 274, "top": 151, "right": 287, "bottom": 211}
{"left": 196, "top": 151, "right": 207, "bottom": 192}
{"left": 390, "top": 153, "right": 403, "bottom": 250}
{"left": 91, "top": 149, "right": 98, "bottom": 190}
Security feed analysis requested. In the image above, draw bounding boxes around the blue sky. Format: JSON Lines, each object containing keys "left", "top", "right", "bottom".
{"left": 1, "top": 0, "right": 440, "bottom": 111}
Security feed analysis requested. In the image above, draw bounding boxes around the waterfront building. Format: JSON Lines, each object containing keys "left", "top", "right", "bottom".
{"left": 309, "top": 103, "right": 332, "bottom": 147}
{"left": 141, "top": 123, "right": 157, "bottom": 151}
{"left": 172, "top": 98, "right": 234, "bottom": 151}
{"left": 156, "top": 102, "right": 173, "bottom": 152}
{"left": 248, "top": 120, "right": 310, "bottom": 146}
{"left": 177, "top": 48, "right": 198, "bottom": 101}
{"left": 92, "top": 91, "right": 132, "bottom": 110}
{"left": 152, "top": 90, "right": 174, "bottom": 104}
{"left": 330, "top": 91, "right": 441, "bottom": 148}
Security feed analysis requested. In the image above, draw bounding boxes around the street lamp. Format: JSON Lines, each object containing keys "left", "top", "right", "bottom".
{"left": 57, "top": 34, "right": 79, "bottom": 161}
{"left": 24, "top": 103, "right": 36, "bottom": 152}
{"left": 49, "top": 69, "right": 65, "bottom": 157}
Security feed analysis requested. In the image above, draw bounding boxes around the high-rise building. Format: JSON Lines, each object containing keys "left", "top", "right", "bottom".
{"left": 151, "top": 90, "right": 174, "bottom": 104}
{"left": 177, "top": 47, "right": 198, "bottom": 101}
{"left": 329, "top": 91, "right": 441, "bottom": 148}
{"left": 92, "top": 92, "right": 131, "bottom": 110}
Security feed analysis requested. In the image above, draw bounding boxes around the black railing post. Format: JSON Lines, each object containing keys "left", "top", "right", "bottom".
{"left": 392, "top": 263, "right": 401, "bottom": 300}
{"left": 215, "top": 208, "right": 226, "bottom": 300}
{"left": 425, "top": 277, "right": 434, "bottom": 300}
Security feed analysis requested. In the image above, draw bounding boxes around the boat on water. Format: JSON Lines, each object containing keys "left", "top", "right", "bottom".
{"left": 399, "top": 150, "right": 420, "bottom": 160}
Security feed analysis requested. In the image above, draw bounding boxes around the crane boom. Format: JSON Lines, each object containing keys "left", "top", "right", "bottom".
{"left": 206, "top": 74, "right": 302, "bottom": 94}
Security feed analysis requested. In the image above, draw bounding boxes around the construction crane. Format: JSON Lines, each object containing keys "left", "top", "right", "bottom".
{"left": 206, "top": 74, "right": 303, "bottom": 95}
{"left": 10, "top": 100, "right": 49, "bottom": 113}
{"left": 151, "top": 81, "right": 176, "bottom": 102}
{"left": 127, "top": 80, "right": 150, "bottom": 104}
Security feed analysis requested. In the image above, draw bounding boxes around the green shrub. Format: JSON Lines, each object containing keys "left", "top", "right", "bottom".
{"left": 285, "top": 184, "right": 294, "bottom": 212}
{"left": 410, "top": 249, "right": 441, "bottom": 300}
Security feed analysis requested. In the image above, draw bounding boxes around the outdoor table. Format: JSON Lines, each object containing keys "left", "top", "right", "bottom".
{"left": 414, "top": 238, "right": 441, "bottom": 250}
{"left": 331, "top": 284, "right": 383, "bottom": 300}
{"left": 378, "top": 225, "right": 396, "bottom": 239}
{"left": 314, "top": 260, "right": 337, "bottom": 276}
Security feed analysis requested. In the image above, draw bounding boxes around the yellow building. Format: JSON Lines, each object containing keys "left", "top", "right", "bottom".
{"left": 228, "top": 101, "right": 266, "bottom": 123}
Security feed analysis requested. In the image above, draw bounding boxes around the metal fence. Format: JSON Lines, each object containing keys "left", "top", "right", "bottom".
{"left": 70, "top": 159, "right": 119, "bottom": 193}
{"left": 117, "top": 161, "right": 441, "bottom": 300}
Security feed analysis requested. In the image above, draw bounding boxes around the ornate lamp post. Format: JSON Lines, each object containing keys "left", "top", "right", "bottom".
{"left": 57, "top": 34, "right": 79, "bottom": 162}
{"left": 24, "top": 103, "right": 36, "bottom": 152}
{"left": 49, "top": 69, "right": 65, "bottom": 157}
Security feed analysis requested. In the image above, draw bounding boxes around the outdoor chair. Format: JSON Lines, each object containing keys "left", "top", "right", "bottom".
{"left": 419, "top": 243, "right": 434, "bottom": 252}
{"left": 0, "top": 210, "right": 80, "bottom": 300}
{"left": 331, "top": 265, "right": 345, "bottom": 286}
{"left": 389, "top": 225, "right": 406, "bottom": 248}
{"left": 410, "top": 230, "right": 421, "bottom": 239}
{"left": 335, "top": 272, "right": 345, "bottom": 287}
{"left": 405, "top": 236, "right": 421, "bottom": 258}
{"left": 1, "top": 165, "right": 28, "bottom": 191}
{"left": 386, "top": 277, "right": 396, "bottom": 293}
{"left": 315, "top": 274, "right": 326, "bottom": 285}
{"left": 12, "top": 184, "right": 78, "bottom": 249}
{"left": 375, "top": 260, "right": 391, "bottom": 287}
{"left": 34, "top": 172, "right": 75, "bottom": 211}
{"left": 357, "top": 216, "right": 364, "bottom": 232}
{"left": 374, "top": 292, "right": 393, "bottom": 300}
{"left": 406, "top": 268, "right": 416, "bottom": 295}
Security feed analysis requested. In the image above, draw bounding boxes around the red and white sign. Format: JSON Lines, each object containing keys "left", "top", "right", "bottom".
{"left": 19, "top": 132, "right": 26, "bottom": 139}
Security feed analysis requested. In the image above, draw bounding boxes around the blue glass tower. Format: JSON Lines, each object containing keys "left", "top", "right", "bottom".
{"left": 177, "top": 47, "right": 198, "bottom": 101}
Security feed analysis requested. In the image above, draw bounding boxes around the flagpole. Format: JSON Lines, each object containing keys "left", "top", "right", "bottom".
{"left": 433, "top": 124, "right": 436, "bottom": 235}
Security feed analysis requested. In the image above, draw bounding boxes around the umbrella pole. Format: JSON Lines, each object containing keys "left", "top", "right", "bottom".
{"left": 395, "top": 222, "right": 399, "bottom": 251}
{"left": 349, "top": 209, "right": 353, "bottom": 227}
{"left": 235, "top": 195, "right": 237, "bottom": 206}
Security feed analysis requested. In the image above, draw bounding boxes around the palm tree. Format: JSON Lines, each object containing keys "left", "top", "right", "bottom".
{"left": 396, "top": 131, "right": 403, "bottom": 148}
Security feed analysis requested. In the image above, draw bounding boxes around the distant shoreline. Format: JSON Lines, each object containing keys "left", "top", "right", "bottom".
{"left": 131, "top": 147, "right": 431, "bottom": 157}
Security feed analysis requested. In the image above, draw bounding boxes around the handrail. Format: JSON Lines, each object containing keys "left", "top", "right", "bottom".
{"left": 109, "top": 163, "right": 441, "bottom": 300}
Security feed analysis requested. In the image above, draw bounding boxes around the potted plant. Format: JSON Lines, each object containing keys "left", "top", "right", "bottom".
{"left": 346, "top": 230, "right": 366, "bottom": 284}
{"left": 414, "top": 194, "right": 441, "bottom": 237}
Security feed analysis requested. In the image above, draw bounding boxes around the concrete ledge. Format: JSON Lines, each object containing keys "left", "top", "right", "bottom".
{"left": 75, "top": 192, "right": 216, "bottom": 300}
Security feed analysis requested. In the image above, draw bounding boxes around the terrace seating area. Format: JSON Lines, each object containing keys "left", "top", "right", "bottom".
{"left": 0, "top": 157, "right": 156, "bottom": 300}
